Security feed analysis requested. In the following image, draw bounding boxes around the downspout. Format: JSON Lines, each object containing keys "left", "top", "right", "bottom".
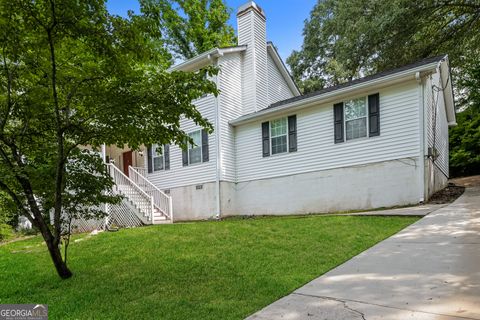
{"left": 214, "top": 66, "right": 222, "bottom": 220}
{"left": 416, "top": 72, "right": 426, "bottom": 202}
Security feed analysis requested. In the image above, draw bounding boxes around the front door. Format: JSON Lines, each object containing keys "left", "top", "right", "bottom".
{"left": 123, "top": 151, "right": 133, "bottom": 177}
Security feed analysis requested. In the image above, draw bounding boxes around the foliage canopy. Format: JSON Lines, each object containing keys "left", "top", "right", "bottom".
{"left": 0, "top": 0, "right": 219, "bottom": 278}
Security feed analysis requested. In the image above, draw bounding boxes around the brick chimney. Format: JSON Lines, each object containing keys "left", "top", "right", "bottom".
{"left": 237, "top": 1, "right": 268, "bottom": 114}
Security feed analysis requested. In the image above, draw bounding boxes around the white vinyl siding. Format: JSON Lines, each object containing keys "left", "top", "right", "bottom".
{"left": 238, "top": 8, "right": 268, "bottom": 114}
{"left": 218, "top": 53, "right": 243, "bottom": 182}
{"left": 425, "top": 72, "right": 449, "bottom": 177}
{"left": 146, "top": 94, "right": 217, "bottom": 189}
{"left": 267, "top": 52, "right": 295, "bottom": 105}
{"left": 236, "top": 81, "right": 421, "bottom": 182}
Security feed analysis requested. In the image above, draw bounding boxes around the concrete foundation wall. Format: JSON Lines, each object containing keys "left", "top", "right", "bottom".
{"left": 221, "top": 158, "right": 423, "bottom": 217}
{"left": 425, "top": 159, "right": 448, "bottom": 199}
{"left": 169, "top": 182, "right": 218, "bottom": 221}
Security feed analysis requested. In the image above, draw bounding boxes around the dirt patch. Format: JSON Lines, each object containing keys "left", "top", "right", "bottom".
{"left": 427, "top": 183, "right": 465, "bottom": 204}
{"left": 450, "top": 175, "right": 480, "bottom": 188}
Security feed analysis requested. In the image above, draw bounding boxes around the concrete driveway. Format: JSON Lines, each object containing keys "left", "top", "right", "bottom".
{"left": 247, "top": 187, "right": 480, "bottom": 320}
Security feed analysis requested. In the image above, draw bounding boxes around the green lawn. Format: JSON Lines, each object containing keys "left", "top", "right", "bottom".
{"left": 0, "top": 215, "right": 418, "bottom": 319}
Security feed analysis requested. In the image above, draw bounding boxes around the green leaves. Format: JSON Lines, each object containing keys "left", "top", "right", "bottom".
{"left": 0, "top": 0, "right": 219, "bottom": 249}
{"left": 288, "top": 0, "right": 480, "bottom": 94}
{"left": 140, "top": 0, "right": 236, "bottom": 60}
{"left": 449, "top": 57, "right": 480, "bottom": 177}
{"left": 290, "top": 0, "right": 480, "bottom": 177}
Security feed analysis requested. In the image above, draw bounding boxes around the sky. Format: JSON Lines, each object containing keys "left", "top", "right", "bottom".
{"left": 106, "top": 0, "right": 317, "bottom": 63}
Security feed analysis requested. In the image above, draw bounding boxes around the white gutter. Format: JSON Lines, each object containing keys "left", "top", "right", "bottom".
{"left": 230, "top": 61, "right": 440, "bottom": 126}
{"left": 169, "top": 46, "right": 247, "bottom": 72}
{"left": 417, "top": 71, "right": 426, "bottom": 202}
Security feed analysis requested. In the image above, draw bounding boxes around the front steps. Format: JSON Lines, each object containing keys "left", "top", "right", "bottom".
{"left": 107, "top": 164, "right": 173, "bottom": 225}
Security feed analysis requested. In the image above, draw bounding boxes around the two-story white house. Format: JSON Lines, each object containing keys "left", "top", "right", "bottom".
{"left": 104, "top": 1, "right": 455, "bottom": 223}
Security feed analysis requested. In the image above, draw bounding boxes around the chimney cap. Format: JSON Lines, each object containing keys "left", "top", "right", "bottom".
{"left": 237, "top": 1, "right": 266, "bottom": 19}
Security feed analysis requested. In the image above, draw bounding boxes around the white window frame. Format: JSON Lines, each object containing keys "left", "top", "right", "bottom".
{"left": 151, "top": 144, "right": 165, "bottom": 172}
{"left": 188, "top": 130, "right": 202, "bottom": 165}
{"left": 344, "top": 96, "right": 369, "bottom": 141}
{"left": 270, "top": 117, "right": 288, "bottom": 155}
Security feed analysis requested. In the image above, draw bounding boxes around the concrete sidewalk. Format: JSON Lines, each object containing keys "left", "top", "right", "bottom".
{"left": 247, "top": 188, "right": 480, "bottom": 320}
{"left": 335, "top": 203, "right": 446, "bottom": 217}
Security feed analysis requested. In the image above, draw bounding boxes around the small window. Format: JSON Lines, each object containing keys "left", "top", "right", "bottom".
{"left": 152, "top": 144, "right": 164, "bottom": 171}
{"left": 345, "top": 97, "right": 367, "bottom": 140}
{"left": 270, "top": 118, "right": 288, "bottom": 155}
{"left": 188, "top": 130, "right": 202, "bottom": 164}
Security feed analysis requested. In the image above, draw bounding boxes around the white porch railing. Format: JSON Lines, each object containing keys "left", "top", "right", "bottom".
{"left": 106, "top": 163, "right": 154, "bottom": 224}
{"left": 128, "top": 166, "right": 173, "bottom": 222}
{"left": 131, "top": 166, "right": 147, "bottom": 177}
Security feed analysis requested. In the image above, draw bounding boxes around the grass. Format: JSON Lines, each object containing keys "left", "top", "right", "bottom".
{"left": 0, "top": 215, "right": 418, "bottom": 319}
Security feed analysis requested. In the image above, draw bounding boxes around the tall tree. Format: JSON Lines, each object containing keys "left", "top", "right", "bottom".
{"left": 288, "top": 0, "right": 480, "bottom": 93}
{"left": 449, "top": 55, "right": 480, "bottom": 177}
{"left": 0, "top": 0, "right": 218, "bottom": 278}
{"left": 140, "top": 0, "right": 236, "bottom": 61}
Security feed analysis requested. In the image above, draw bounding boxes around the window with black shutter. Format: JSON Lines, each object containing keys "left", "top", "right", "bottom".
{"left": 164, "top": 144, "right": 170, "bottom": 170}
{"left": 202, "top": 129, "right": 209, "bottom": 162}
{"left": 334, "top": 102, "right": 344, "bottom": 143}
{"left": 147, "top": 145, "right": 153, "bottom": 173}
{"left": 368, "top": 93, "right": 380, "bottom": 137}
{"left": 262, "top": 122, "right": 270, "bottom": 157}
{"left": 288, "top": 115, "right": 297, "bottom": 152}
{"left": 262, "top": 116, "right": 297, "bottom": 156}
{"left": 334, "top": 93, "right": 380, "bottom": 143}
{"left": 183, "top": 129, "right": 208, "bottom": 166}
{"left": 150, "top": 144, "right": 170, "bottom": 171}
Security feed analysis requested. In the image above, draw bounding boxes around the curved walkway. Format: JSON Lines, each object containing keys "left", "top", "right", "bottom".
{"left": 247, "top": 187, "right": 480, "bottom": 319}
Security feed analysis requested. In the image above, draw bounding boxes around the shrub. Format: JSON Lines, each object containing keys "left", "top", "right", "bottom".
{"left": 0, "top": 223, "right": 14, "bottom": 242}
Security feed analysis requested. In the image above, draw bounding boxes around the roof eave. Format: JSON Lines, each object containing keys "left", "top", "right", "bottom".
{"left": 438, "top": 56, "right": 456, "bottom": 126}
{"left": 169, "top": 46, "right": 247, "bottom": 72}
{"left": 230, "top": 61, "right": 440, "bottom": 126}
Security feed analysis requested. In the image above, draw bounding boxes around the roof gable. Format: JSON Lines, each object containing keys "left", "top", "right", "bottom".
{"left": 266, "top": 42, "right": 301, "bottom": 96}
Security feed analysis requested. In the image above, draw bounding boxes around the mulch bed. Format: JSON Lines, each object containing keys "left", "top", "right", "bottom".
{"left": 428, "top": 183, "right": 465, "bottom": 204}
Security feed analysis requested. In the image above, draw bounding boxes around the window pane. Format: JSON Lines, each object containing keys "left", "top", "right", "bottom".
{"left": 272, "top": 136, "right": 287, "bottom": 154}
{"left": 152, "top": 144, "right": 164, "bottom": 171}
{"left": 189, "top": 130, "right": 201, "bottom": 148}
{"left": 270, "top": 118, "right": 287, "bottom": 137}
{"left": 345, "top": 98, "right": 367, "bottom": 121}
{"left": 153, "top": 156, "right": 164, "bottom": 171}
{"left": 188, "top": 130, "right": 202, "bottom": 164}
{"left": 152, "top": 144, "right": 161, "bottom": 157}
{"left": 189, "top": 147, "right": 201, "bottom": 164}
{"left": 346, "top": 118, "right": 367, "bottom": 140}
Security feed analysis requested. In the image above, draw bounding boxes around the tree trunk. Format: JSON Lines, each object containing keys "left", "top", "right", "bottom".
{"left": 43, "top": 230, "right": 72, "bottom": 279}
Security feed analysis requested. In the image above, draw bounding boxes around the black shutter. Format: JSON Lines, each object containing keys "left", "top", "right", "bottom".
{"left": 164, "top": 144, "right": 170, "bottom": 170}
{"left": 182, "top": 139, "right": 188, "bottom": 167}
{"left": 262, "top": 121, "right": 270, "bottom": 157}
{"left": 288, "top": 115, "right": 297, "bottom": 152}
{"left": 368, "top": 93, "right": 380, "bottom": 137}
{"left": 147, "top": 145, "right": 153, "bottom": 173}
{"left": 202, "top": 129, "right": 209, "bottom": 162}
{"left": 334, "top": 102, "right": 344, "bottom": 143}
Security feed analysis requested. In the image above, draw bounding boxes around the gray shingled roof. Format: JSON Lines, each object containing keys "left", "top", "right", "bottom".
{"left": 266, "top": 55, "right": 446, "bottom": 111}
